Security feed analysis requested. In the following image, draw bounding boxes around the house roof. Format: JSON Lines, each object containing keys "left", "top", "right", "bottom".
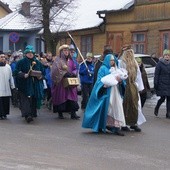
{"left": 0, "top": 11, "right": 42, "bottom": 31}
{"left": 67, "top": 0, "right": 134, "bottom": 31}
{"left": 97, "top": 0, "right": 135, "bottom": 15}
{"left": 0, "top": 0, "right": 134, "bottom": 32}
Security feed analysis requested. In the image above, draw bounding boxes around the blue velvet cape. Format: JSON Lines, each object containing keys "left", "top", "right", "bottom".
{"left": 82, "top": 54, "right": 117, "bottom": 132}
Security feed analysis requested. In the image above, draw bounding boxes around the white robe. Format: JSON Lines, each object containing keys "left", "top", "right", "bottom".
{"left": 101, "top": 67, "right": 126, "bottom": 127}
{"left": 0, "top": 64, "right": 15, "bottom": 97}
{"left": 108, "top": 85, "right": 126, "bottom": 127}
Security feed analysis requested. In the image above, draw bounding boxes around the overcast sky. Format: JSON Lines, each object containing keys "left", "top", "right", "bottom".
{"left": 2, "top": 0, "right": 132, "bottom": 12}
{"left": 1, "top": 0, "right": 133, "bottom": 30}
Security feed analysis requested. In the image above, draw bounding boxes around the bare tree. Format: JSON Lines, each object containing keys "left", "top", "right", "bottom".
{"left": 28, "top": 0, "right": 77, "bottom": 55}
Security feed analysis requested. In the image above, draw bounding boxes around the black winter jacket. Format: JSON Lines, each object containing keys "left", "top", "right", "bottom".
{"left": 154, "top": 58, "right": 170, "bottom": 96}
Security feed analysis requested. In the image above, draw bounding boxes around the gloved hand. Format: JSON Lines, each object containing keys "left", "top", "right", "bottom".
{"left": 70, "top": 73, "right": 76, "bottom": 77}
{"left": 64, "top": 72, "right": 72, "bottom": 78}
{"left": 24, "top": 73, "right": 29, "bottom": 78}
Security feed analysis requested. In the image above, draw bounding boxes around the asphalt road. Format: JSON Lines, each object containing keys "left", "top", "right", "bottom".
{"left": 0, "top": 96, "right": 169, "bottom": 170}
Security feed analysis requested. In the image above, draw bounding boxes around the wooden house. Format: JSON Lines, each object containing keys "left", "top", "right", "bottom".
{"left": 59, "top": 0, "right": 170, "bottom": 58}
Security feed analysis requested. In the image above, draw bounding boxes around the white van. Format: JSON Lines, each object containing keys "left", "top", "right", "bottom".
{"left": 134, "top": 54, "right": 157, "bottom": 90}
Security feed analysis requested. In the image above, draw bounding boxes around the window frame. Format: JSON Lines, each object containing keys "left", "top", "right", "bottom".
{"left": 160, "top": 30, "right": 170, "bottom": 56}
{"left": 81, "top": 35, "right": 93, "bottom": 57}
{"left": 131, "top": 31, "right": 147, "bottom": 54}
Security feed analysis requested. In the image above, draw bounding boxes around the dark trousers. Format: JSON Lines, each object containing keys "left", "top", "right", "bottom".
{"left": 140, "top": 92, "right": 147, "bottom": 108}
{"left": 155, "top": 96, "right": 165, "bottom": 111}
{"left": 81, "top": 83, "right": 93, "bottom": 109}
{"left": 11, "top": 89, "right": 19, "bottom": 107}
{"left": 0, "top": 96, "right": 10, "bottom": 116}
{"left": 166, "top": 96, "right": 170, "bottom": 115}
{"left": 46, "top": 87, "right": 51, "bottom": 101}
{"left": 19, "top": 92, "right": 37, "bottom": 117}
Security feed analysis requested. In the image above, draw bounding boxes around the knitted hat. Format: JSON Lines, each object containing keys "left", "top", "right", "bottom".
{"left": 135, "top": 57, "right": 142, "bottom": 64}
{"left": 24, "top": 45, "right": 35, "bottom": 54}
{"left": 163, "top": 49, "right": 170, "bottom": 56}
{"left": 86, "top": 52, "right": 93, "bottom": 58}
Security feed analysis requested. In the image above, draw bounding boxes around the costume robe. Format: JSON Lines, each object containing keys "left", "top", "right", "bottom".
{"left": 51, "top": 53, "right": 79, "bottom": 113}
{"left": 82, "top": 54, "right": 120, "bottom": 132}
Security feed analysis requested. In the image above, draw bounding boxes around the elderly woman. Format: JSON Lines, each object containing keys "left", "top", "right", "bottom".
{"left": 51, "top": 44, "right": 80, "bottom": 119}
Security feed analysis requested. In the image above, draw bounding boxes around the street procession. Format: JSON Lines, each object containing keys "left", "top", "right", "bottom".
{"left": 0, "top": 0, "right": 170, "bottom": 169}
{"left": 0, "top": 0, "right": 170, "bottom": 135}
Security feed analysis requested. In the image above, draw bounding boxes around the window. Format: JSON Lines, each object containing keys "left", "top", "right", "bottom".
{"left": 160, "top": 31, "right": 170, "bottom": 56}
{"left": 140, "top": 57, "right": 157, "bottom": 68}
{"left": 132, "top": 32, "right": 147, "bottom": 54}
{"left": 81, "top": 35, "right": 93, "bottom": 57}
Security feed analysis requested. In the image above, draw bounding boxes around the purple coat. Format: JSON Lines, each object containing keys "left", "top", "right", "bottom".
{"left": 51, "top": 53, "right": 78, "bottom": 106}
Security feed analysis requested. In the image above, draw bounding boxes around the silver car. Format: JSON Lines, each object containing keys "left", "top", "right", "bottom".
{"left": 134, "top": 54, "right": 157, "bottom": 90}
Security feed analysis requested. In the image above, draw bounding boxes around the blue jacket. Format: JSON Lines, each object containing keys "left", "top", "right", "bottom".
{"left": 45, "top": 66, "right": 52, "bottom": 88}
{"left": 79, "top": 61, "right": 94, "bottom": 84}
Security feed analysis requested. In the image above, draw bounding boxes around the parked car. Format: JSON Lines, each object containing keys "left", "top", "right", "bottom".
{"left": 134, "top": 54, "right": 157, "bottom": 90}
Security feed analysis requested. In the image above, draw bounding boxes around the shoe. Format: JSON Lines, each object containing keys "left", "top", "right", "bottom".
{"left": 121, "top": 126, "right": 130, "bottom": 131}
{"left": 3, "top": 115, "right": 7, "bottom": 119}
{"left": 58, "top": 113, "right": 64, "bottom": 119}
{"left": 130, "top": 125, "right": 141, "bottom": 132}
{"left": 106, "top": 126, "right": 116, "bottom": 133}
{"left": 154, "top": 108, "right": 158, "bottom": 116}
{"left": 26, "top": 116, "right": 33, "bottom": 123}
{"left": 114, "top": 130, "right": 125, "bottom": 136}
{"left": 98, "top": 128, "right": 103, "bottom": 133}
{"left": 71, "top": 112, "right": 80, "bottom": 119}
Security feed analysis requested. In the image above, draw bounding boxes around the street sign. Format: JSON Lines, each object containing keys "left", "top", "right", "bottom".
{"left": 9, "top": 32, "right": 19, "bottom": 43}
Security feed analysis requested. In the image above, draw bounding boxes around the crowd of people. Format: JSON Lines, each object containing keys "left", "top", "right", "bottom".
{"left": 0, "top": 43, "right": 169, "bottom": 136}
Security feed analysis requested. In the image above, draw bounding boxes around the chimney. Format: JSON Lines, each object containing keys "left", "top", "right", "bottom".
{"left": 21, "top": 2, "right": 30, "bottom": 16}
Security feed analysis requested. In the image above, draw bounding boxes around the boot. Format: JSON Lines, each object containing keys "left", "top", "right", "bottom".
{"left": 70, "top": 112, "right": 80, "bottom": 119}
{"left": 25, "top": 116, "right": 33, "bottom": 123}
{"left": 106, "top": 126, "right": 116, "bottom": 133}
{"left": 130, "top": 125, "right": 141, "bottom": 132}
{"left": 58, "top": 112, "right": 64, "bottom": 119}
{"left": 121, "top": 126, "right": 130, "bottom": 131}
{"left": 154, "top": 106, "right": 159, "bottom": 116}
